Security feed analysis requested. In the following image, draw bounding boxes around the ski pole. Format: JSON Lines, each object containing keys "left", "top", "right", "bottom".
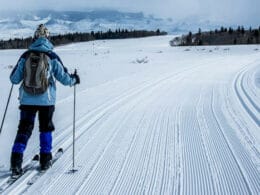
{"left": 0, "top": 84, "right": 14, "bottom": 134}
{"left": 71, "top": 69, "right": 78, "bottom": 173}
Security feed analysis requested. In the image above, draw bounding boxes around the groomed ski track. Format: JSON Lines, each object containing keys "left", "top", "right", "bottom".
{"left": 0, "top": 36, "right": 259, "bottom": 195}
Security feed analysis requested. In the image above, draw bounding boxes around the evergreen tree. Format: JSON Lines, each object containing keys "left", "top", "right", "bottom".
{"left": 254, "top": 30, "right": 259, "bottom": 37}
{"left": 241, "top": 26, "right": 245, "bottom": 34}
{"left": 0, "top": 29, "right": 166, "bottom": 49}
{"left": 156, "top": 29, "right": 160, "bottom": 35}
{"left": 228, "top": 27, "right": 233, "bottom": 34}
{"left": 91, "top": 31, "right": 95, "bottom": 37}
{"left": 237, "top": 26, "right": 241, "bottom": 32}
{"left": 198, "top": 28, "right": 202, "bottom": 35}
{"left": 186, "top": 31, "right": 192, "bottom": 44}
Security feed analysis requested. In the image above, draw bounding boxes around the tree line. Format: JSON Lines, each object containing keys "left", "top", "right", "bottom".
{"left": 0, "top": 29, "right": 167, "bottom": 49}
{"left": 170, "top": 26, "right": 260, "bottom": 46}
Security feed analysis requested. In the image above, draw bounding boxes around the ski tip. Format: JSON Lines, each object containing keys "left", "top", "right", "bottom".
{"left": 33, "top": 154, "right": 40, "bottom": 161}
{"left": 57, "top": 148, "right": 63, "bottom": 153}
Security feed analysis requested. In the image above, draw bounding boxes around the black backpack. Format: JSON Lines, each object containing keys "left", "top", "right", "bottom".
{"left": 23, "top": 52, "right": 50, "bottom": 95}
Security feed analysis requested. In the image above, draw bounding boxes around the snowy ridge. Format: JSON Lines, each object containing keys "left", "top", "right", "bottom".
{"left": 0, "top": 10, "right": 174, "bottom": 40}
{"left": 0, "top": 10, "right": 226, "bottom": 40}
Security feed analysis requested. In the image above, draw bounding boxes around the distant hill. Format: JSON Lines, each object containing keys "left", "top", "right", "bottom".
{"left": 0, "top": 10, "right": 174, "bottom": 40}
{"left": 170, "top": 26, "right": 260, "bottom": 46}
{"left": 0, "top": 10, "right": 226, "bottom": 40}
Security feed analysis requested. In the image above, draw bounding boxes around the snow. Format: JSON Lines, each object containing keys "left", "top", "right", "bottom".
{"left": 0, "top": 35, "right": 259, "bottom": 194}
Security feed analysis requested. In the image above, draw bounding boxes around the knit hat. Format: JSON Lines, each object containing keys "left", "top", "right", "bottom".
{"left": 34, "top": 24, "right": 50, "bottom": 39}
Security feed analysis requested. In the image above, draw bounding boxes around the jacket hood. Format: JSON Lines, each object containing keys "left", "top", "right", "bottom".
{"left": 29, "top": 38, "right": 54, "bottom": 52}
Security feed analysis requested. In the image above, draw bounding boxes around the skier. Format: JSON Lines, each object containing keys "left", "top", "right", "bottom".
{"left": 9, "top": 24, "right": 80, "bottom": 177}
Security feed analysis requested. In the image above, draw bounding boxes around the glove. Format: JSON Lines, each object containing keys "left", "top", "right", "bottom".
{"left": 71, "top": 72, "right": 80, "bottom": 85}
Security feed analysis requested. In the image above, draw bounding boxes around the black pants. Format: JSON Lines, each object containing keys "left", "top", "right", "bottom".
{"left": 17, "top": 105, "right": 55, "bottom": 135}
{"left": 11, "top": 105, "right": 55, "bottom": 167}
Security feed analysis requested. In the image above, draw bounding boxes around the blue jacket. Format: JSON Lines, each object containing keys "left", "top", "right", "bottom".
{"left": 10, "top": 38, "right": 76, "bottom": 105}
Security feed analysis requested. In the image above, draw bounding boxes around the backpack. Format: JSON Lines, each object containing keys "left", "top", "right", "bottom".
{"left": 23, "top": 52, "right": 50, "bottom": 95}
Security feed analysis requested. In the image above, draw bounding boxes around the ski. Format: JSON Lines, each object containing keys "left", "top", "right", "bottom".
{"left": 0, "top": 154, "right": 39, "bottom": 193}
{"left": 27, "top": 148, "right": 63, "bottom": 185}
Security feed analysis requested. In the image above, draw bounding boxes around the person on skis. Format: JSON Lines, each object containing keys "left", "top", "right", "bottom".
{"left": 9, "top": 24, "right": 80, "bottom": 177}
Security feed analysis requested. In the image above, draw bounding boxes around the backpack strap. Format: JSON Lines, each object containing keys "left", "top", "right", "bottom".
{"left": 11, "top": 51, "right": 31, "bottom": 76}
{"left": 44, "top": 51, "right": 69, "bottom": 73}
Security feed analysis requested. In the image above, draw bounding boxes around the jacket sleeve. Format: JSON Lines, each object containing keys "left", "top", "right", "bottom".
{"left": 52, "top": 59, "right": 76, "bottom": 86}
{"left": 10, "top": 56, "right": 26, "bottom": 84}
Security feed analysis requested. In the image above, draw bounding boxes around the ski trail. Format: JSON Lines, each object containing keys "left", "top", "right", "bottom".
{"left": 110, "top": 80, "right": 185, "bottom": 195}
{"left": 197, "top": 86, "right": 255, "bottom": 194}
{"left": 241, "top": 63, "right": 260, "bottom": 110}
{"left": 84, "top": 76, "right": 184, "bottom": 194}
{"left": 136, "top": 108, "right": 167, "bottom": 195}
{"left": 222, "top": 62, "right": 260, "bottom": 172}
{"left": 196, "top": 87, "right": 218, "bottom": 194}
{"left": 20, "top": 49, "right": 210, "bottom": 194}
{"left": 73, "top": 88, "right": 163, "bottom": 195}
{"left": 234, "top": 62, "right": 260, "bottom": 126}
{"left": 214, "top": 88, "right": 260, "bottom": 194}
{"left": 4, "top": 59, "right": 189, "bottom": 194}
{"left": 212, "top": 88, "right": 252, "bottom": 194}
{"left": 24, "top": 65, "right": 185, "bottom": 194}
{"left": 107, "top": 112, "right": 147, "bottom": 194}
{"left": 75, "top": 87, "right": 170, "bottom": 194}
{"left": 19, "top": 85, "right": 159, "bottom": 194}
{"left": 180, "top": 88, "right": 215, "bottom": 195}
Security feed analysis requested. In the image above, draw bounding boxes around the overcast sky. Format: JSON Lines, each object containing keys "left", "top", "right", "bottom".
{"left": 0, "top": 0, "right": 259, "bottom": 26}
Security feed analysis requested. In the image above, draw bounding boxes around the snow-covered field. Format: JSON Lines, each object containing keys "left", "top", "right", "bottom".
{"left": 0, "top": 36, "right": 259, "bottom": 194}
